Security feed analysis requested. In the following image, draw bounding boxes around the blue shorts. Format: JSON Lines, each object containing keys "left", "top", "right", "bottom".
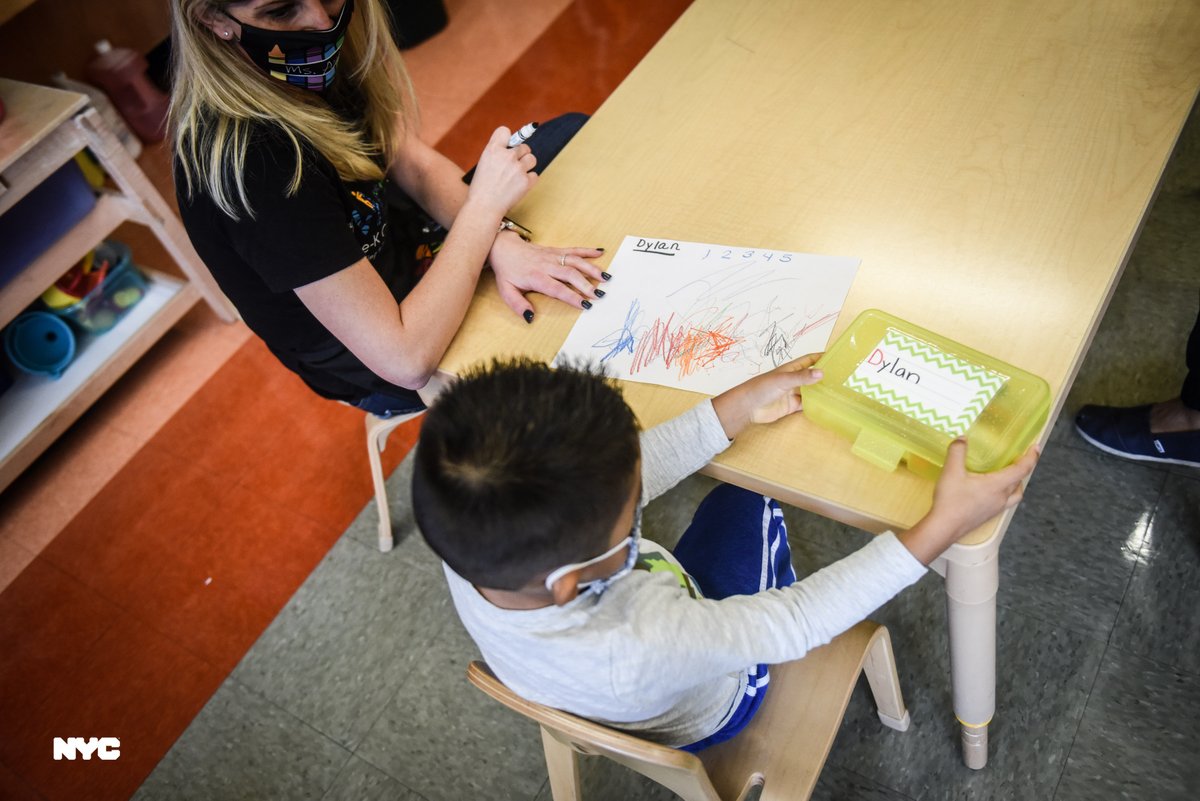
{"left": 671, "top": 484, "right": 796, "bottom": 752}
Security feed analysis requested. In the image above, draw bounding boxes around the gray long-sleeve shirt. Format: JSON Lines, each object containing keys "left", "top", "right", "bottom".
{"left": 444, "top": 400, "right": 928, "bottom": 746}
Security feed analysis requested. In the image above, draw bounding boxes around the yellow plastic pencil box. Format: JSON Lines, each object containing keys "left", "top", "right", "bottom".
{"left": 803, "top": 309, "right": 1050, "bottom": 479}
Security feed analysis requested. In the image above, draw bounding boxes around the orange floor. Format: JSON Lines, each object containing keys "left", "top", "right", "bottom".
{"left": 0, "top": 1, "right": 691, "bottom": 798}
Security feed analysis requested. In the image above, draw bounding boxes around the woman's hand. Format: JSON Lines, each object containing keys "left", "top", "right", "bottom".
{"left": 465, "top": 127, "right": 539, "bottom": 217}
{"left": 489, "top": 234, "right": 607, "bottom": 320}
{"left": 710, "top": 354, "right": 825, "bottom": 439}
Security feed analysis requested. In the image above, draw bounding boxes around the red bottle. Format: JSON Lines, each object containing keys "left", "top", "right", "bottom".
{"left": 85, "top": 40, "right": 168, "bottom": 144}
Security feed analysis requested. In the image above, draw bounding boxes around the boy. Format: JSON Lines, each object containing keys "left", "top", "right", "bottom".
{"left": 412, "top": 355, "right": 1037, "bottom": 750}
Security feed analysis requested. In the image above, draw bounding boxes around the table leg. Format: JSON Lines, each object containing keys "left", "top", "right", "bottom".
{"left": 943, "top": 545, "right": 999, "bottom": 770}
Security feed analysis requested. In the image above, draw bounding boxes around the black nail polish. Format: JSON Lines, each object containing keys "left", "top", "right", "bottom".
{"left": 581, "top": 299, "right": 593, "bottom": 310}
{"left": 523, "top": 310, "right": 534, "bottom": 324}
{"left": 595, "top": 289, "right": 606, "bottom": 298}
{"left": 596, "top": 247, "right": 606, "bottom": 253}
{"left": 601, "top": 272, "right": 612, "bottom": 281}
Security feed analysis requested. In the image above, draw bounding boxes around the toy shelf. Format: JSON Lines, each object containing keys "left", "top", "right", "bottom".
{"left": 0, "top": 78, "right": 236, "bottom": 491}
{"left": 0, "top": 269, "right": 192, "bottom": 483}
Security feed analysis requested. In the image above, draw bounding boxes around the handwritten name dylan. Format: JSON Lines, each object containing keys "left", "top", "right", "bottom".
{"left": 633, "top": 238, "right": 681, "bottom": 256}
{"left": 867, "top": 349, "right": 921, "bottom": 384}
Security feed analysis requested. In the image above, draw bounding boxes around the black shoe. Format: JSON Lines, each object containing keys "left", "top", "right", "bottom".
{"left": 1075, "top": 404, "right": 1200, "bottom": 467}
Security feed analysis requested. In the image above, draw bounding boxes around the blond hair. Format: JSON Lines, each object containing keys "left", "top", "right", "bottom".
{"left": 169, "top": 0, "right": 415, "bottom": 219}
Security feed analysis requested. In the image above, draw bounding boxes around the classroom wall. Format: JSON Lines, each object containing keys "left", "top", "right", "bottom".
{"left": 0, "top": 0, "right": 170, "bottom": 86}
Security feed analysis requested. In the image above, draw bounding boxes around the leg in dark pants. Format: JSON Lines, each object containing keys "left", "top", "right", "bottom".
{"left": 462, "top": 112, "right": 589, "bottom": 183}
{"left": 1181, "top": 291, "right": 1200, "bottom": 411}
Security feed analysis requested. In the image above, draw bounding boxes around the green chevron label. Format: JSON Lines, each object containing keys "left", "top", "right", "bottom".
{"left": 844, "top": 328, "right": 1007, "bottom": 437}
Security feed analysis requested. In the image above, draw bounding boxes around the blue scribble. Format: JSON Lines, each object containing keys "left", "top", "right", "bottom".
{"left": 594, "top": 299, "right": 640, "bottom": 362}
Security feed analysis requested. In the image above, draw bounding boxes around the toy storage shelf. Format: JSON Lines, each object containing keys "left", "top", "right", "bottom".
{"left": 0, "top": 269, "right": 193, "bottom": 473}
{"left": 0, "top": 78, "right": 236, "bottom": 491}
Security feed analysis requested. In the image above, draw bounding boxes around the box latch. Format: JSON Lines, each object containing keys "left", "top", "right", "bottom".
{"left": 851, "top": 429, "right": 906, "bottom": 472}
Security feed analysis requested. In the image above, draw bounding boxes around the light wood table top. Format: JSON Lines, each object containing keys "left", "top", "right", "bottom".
{"left": 441, "top": 0, "right": 1200, "bottom": 545}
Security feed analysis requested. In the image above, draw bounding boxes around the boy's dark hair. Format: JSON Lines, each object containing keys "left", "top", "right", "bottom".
{"left": 412, "top": 358, "right": 641, "bottom": 590}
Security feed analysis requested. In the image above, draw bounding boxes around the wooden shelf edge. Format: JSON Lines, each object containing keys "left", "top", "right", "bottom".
{"left": 0, "top": 79, "right": 87, "bottom": 171}
{"left": 0, "top": 120, "right": 88, "bottom": 217}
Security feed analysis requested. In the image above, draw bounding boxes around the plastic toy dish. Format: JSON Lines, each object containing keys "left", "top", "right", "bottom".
{"left": 3, "top": 311, "right": 77, "bottom": 379}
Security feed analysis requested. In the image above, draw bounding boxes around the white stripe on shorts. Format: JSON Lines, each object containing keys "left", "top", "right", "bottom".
{"left": 759, "top": 496, "right": 772, "bottom": 591}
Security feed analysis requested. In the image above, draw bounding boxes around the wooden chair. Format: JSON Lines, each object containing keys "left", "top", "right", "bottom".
{"left": 365, "top": 409, "right": 425, "bottom": 552}
{"left": 364, "top": 371, "right": 450, "bottom": 552}
{"left": 467, "top": 620, "right": 909, "bottom": 801}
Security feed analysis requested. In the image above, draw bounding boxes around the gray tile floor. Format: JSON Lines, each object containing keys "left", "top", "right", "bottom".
{"left": 134, "top": 103, "right": 1200, "bottom": 801}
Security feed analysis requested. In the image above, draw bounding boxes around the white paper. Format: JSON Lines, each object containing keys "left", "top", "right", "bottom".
{"left": 844, "top": 328, "right": 1007, "bottom": 437}
{"left": 554, "top": 236, "right": 859, "bottom": 395}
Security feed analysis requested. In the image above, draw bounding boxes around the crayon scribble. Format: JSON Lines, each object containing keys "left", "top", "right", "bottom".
{"left": 672, "top": 262, "right": 802, "bottom": 306}
{"left": 631, "top": 313, "right": 743, "bottom": 379}
{"left": 760, "top": 321, "right": 794, "bottom": 366}
{"left": 592, "top": 296, "right": 843, "bottom": 378}
{"left": 798, "top": 311, "right": 839, "bottom": 336}
{"left": 573, "top": 244, "right": 856, "bottom": 392}
{"left": 594, "top": 299, "right": 641, "bottom": 363}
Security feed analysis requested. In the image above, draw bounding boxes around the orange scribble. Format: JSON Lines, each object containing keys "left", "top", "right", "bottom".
{"left": 796, "top": 311, "right": 839, "bottom": 336}
{"left": 677, "top": 326, "right": 740, "bottom": 376}
{"left": 631, "top": 314, "right": 743, "bottom": 379}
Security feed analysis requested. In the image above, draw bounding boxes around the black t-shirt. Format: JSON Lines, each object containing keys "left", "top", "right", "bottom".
{"left": 175, "top": 122, "right": 423, "bottom": 406}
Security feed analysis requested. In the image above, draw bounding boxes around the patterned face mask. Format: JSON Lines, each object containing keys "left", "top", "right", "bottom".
{"left": 225, "top": 0, "right": 354, "bottom": 92}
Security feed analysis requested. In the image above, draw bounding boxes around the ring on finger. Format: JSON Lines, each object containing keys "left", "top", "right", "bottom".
{"left": 559, "top": 254, "right": 566, "bottom": 267}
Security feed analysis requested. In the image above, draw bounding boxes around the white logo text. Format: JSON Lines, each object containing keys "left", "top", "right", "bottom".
{"left": 52, "top": 737, "right": 121, "bottom": 760}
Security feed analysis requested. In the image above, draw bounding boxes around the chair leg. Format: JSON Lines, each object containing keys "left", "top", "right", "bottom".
{"left": 366, "top": 415, "right": 396, "bottom": 553}
{"left": 863, "top": 628, "right": 911, "bottom": 732}
{"left": 540, "top": 727, "right": 583, "bottom": 801}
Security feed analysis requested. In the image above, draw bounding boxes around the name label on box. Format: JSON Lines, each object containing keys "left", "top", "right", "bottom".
{"left": 845, "top": 328, "right": 1007, "bottom": 437}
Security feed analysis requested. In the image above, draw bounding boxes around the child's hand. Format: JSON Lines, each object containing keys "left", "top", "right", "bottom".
{"left": 711, "top": 354, "right": 824, "bottom": 439}
{"left": 899, "top": 439, "right": 1040, "bottom": 564}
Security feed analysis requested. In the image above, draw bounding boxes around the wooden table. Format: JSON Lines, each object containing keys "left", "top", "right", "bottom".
{"left": 439, "top": 0, "right": 1200, "bottom": 768}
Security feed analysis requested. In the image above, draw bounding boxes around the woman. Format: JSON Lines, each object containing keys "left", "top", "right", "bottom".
{"left": 169, "top": 0, "right": 605, "bottom": 415}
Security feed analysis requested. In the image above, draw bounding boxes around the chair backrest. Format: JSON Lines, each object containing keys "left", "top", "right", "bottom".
{"left": 467, "top": 621, "right": 900, "bottom": 801}
{"left": 466, "top": 662, "right": 727, "bottom": 801}
{"left": 697, "top": 621, "right": 889, "bottom": 801}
